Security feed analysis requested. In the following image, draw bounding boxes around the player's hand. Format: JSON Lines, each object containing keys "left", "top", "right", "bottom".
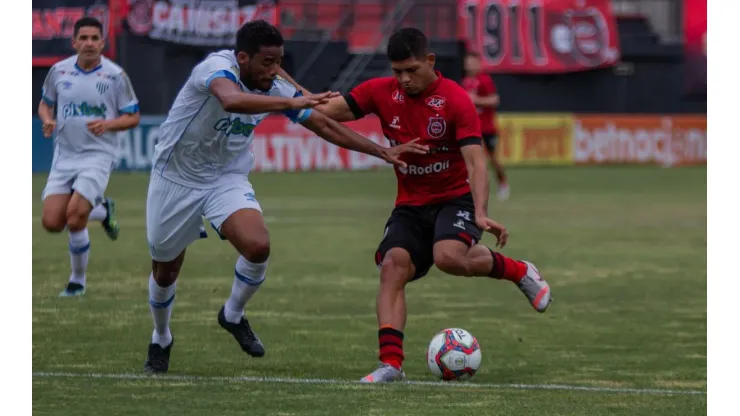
{"left": 379, "top": 138, "right": 429, "bottom": 168}
{"left": 42, "top": 120, "right": 56, "bottom": 138}
{"left": 476, "top": 215, "right": 509, "bottom": 248}
{"left": 86, "top": 120, "right": 109, "bottom": 136}
{"left": 289, "top": 92, "right": 340, "bottom": 110}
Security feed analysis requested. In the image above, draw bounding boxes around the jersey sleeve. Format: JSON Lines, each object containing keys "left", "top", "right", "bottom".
{"left": 192, "top": 55, "right": 240, "bottom": 93}
{"left": 344, "top": 78, "right": 384, "bottom": 119}
{"left": 272, "top": 76, "right": 312, "bottom": 123}
{"left": 454, "top": 92, "right": 483, "bottom": 146}
{"left": 115, "top": 71, "right": 140, "bottom": 114}
{"left": 40, "top": 66, "right": 58, "bottom": 106}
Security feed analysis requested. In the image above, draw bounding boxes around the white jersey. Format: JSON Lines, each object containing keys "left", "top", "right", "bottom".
{"left": 152, "top": 50, "right": 310, "bottom": 188}
{"left": 41, "top": 56, "right": 139, "bottom": 169}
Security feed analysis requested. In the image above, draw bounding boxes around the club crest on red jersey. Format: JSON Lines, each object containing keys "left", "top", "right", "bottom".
{"left": 392, "top": 90, "right": 404, "bottom": 104}
{"left": 426, "top": 95, "right": 446, "bottom": 110}
{"left": 427, "top": 116, "right": 447, "bottom": 139}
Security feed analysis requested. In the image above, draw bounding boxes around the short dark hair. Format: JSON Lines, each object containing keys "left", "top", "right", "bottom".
{"left": 236, "top": 19, "right": 284, "bottom": 57}
{"left": 73, "top": 17, "right": 103, "bottom": 38}
{"left": 386, "top": 28, "right": 428, "bottom": 61}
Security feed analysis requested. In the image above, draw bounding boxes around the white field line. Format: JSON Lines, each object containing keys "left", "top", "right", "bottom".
{"left": 31, "top": 371, "right": 706, "bottom": 396}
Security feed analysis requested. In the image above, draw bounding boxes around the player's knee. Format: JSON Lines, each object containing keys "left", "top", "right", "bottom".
{"left": 152, "top": 255, "right": 185, "bottom": 287}
{"left": 41, "top": 214, "right": 66, "bottom": 233}
{"left": 434, "top": 251, "right": 470, "bottom": 276}
{"left": 241, "top": 237, "right": 270, "bottom": 264}
{"left": 66, "top": 211, "right": 88, "bottom": 232}
{"left": 379, "top": 251, "right": 413, "bottom": 288}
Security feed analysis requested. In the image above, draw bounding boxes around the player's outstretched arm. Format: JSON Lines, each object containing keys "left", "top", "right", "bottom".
{"left": 209, "top": 78, "right": 334, "bottom": 114}
{"left": 300, "top": 111, "right": 427, "bottom": 167}
{"left": 314, "top": 97, "right": 358, "bottom": 122}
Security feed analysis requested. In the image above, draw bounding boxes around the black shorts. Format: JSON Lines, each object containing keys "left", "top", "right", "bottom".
{"left": 374, "top": 193, "right": 483, "bottom": 281}
{"left": 483, "top": 134, "right": 498, "bottom": 151}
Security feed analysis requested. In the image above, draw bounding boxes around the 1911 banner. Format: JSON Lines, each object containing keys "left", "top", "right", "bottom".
{"left": 458, "top": 0, "right": 620, "bottom": 73}
{"left": 683, "top": 0, "right": 706, "bottom": 95}
{"left": 32, "top": 0, "right": 117, "bottom": 67}
{"left": 126, "top": 0, "right": 278, "bottom": 47}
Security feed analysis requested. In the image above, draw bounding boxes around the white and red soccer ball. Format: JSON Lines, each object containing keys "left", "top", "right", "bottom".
{"left": 427, "top": 328, "right": 482, "bottom": 381}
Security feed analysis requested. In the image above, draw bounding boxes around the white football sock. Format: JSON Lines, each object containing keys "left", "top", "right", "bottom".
{"left": 88, "top": 203, "right": 107, "bottom": 222}
{"left": 224, "top": 256, "right": 267, "bottom": 324}
{"left": 149, "top": 273, "right": 175, "bottom": 348}
{"left": 68, "top": 229, "right": 90, "bottom": 286}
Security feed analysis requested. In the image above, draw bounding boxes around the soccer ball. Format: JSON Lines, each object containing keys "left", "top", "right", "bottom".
{"left": 427, "top": 328, "right": 482, "bottom": 381}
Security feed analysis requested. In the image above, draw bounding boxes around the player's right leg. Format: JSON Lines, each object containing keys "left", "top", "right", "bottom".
{"left": 205, "top": 183, "right": 269, "bottom": 358}
{"left": 144, "top": 173, "right": 207, "bottom": 374}
{"left": 484, "top": 134, "right": 509, "bottom": 200}
{"left": 361, "top": 207, "right": 433, "bottom": 383}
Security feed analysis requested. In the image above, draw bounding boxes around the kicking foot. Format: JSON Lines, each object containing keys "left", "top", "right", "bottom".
{"left": 517, "top": 261, "right": 552, "bottom": 312}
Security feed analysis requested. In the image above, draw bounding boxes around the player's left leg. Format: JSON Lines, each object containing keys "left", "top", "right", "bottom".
{"left": 431, "top": 195, "right": 551, "bottom": 312}
{"left": 57, "top": 168, "right": 113, "bottom": 296}
{"left": 205, "top": 182, "right": 268, "bottom": 357}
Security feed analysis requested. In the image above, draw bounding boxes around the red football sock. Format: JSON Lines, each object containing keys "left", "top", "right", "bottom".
{"left": 489, "top": 249, "right": 527, "bottom": 282}
{"left": 378, "top": 326, "right": 404, "bottom": 370}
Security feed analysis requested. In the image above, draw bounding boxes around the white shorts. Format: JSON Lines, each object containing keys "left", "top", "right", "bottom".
{"left": 146, "top": 172, "right": 262, "bottom": 262}
{"left": 42, "top": 163, "right": 112, "bottom": 206}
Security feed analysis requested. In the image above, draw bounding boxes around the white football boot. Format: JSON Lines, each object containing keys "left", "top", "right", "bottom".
{"left": 360, "top": 363, "right": 406, "bottom": 383}
{"left": 517, "top": 261, "right": 552, "bottom": 313}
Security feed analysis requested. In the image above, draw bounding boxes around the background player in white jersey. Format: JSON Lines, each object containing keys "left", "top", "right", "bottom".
{"left": 38, "top": 17, "right": 141, "bottom": 297}
{"left": 144, "top": 20, "right": 427, "bottom": 373}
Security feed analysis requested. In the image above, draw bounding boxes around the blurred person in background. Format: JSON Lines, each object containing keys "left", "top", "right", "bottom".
{"left": 38, "top": 17, "right": 140, "bottom": 297}
{"left": 462, "top": 52, "right": 508, "bottom": 200}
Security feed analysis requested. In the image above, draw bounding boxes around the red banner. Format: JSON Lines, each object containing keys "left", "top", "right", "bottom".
{"left": 683, "top": 0, "right": 706, "bottom": 95}
{"left": 458, "top": 0, "right": 620, "bottom": 73}
{"left": 32, "top": 0, "right": 118, "bottom": 67}
{"left": 250, "top": 116, "right": 389, "bottom": 172}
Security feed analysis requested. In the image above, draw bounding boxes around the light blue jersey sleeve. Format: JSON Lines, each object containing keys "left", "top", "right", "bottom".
{"left": 273, "top": 76, "right": 312, "bottom": 124}
{"left": 115, "top": 71, "right": 140, "bottom": 114}
{"left": 41, "top": 66, "right": 58, "bottom": 106}
{"left": 192, "top": 55, "right": 240, "bottom": 93}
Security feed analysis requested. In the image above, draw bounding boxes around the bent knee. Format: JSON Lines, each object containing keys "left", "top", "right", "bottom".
{"left": 241, "top": 237, "right": 270, "bottom": 263}
{"left": 41, "top": 215, "right": 66, "bottom": 233}
{"left": 66, "top": 212, "right": 89, "bottom": 232}
{"left": 379, "top": 250, "right": 414, "bottom": 287}
{"left": 434, "top": 251, "right": 470, "bottom": 276}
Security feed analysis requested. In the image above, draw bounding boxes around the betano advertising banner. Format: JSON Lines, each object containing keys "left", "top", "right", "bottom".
{"left": 457, "top": 0, "right": 620, "bottom": 73}
{"left": 31, "top": 114, "right": 706, "bottom": 173}
{"left": 573, "top": 115, "right": 707, "bottom": 166}
{"left": 126, "top": 0, "right": 278, "bottom": 47}
{"left": 32, "top": 0, "right": 117, "bottom": 67}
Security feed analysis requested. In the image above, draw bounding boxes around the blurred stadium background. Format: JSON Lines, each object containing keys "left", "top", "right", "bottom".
{"left": 32, "top": 1, "right": 706, "bottom": 415}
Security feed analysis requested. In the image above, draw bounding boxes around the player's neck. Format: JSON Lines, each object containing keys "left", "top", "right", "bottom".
{"left": 76, "top": 56, "right": 101, "bottom": 71}
{"left": 465, "top": 71, "right": 479, "bottom": 78}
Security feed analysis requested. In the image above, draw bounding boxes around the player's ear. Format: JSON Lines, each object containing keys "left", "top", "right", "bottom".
{"left": 426, "top": 53, "right": 436, "bottom": 69}
{"left": 236, "top": 51, "right": 250, "bottom": 68}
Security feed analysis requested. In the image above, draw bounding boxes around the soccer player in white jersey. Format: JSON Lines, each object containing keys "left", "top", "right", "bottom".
{"left": 143, "top": 20, "right": 427, "bottom": 373}
{"left": 38, "top": 17, "right": 141, "bottom": 297}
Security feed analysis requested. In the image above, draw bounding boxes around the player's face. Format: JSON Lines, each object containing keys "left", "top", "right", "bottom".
{"left": 464, "top": 55, "right": 481, "bottom": 75}
{"left": 237, "top": 46, "right": 284, "bottom": 91}
{"left": 72, "top": 26, "right": 105, "bottom": 62}
{"left": 390, "top": 54, "right": 436, "bottom": 96}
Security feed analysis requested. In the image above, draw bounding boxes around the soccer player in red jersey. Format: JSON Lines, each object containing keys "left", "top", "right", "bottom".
{"left": 461, "top": 52, "right": 509, "bottom": 200}
{"left": 301, "top": 28, "right": 552, "bottom": 383}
